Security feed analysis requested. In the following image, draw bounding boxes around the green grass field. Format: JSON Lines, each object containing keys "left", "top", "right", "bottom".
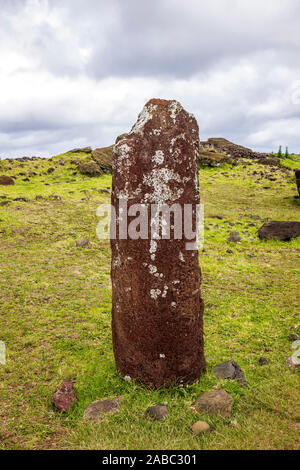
{"left": 0, "top": 152, "right": 299, "bottom": 450}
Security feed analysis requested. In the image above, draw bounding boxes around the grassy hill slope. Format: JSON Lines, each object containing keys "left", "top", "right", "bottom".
{"left": 0, "top": 151, "right": 299, "bottom": 450}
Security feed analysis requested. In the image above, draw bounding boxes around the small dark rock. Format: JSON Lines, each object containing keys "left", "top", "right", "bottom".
{"left": 214, "top": 360, "right": 247, "bottom": 386}
{"left": 145, "top": 403, "right": 168, "bottom": 421}
{"left": 226, "top": 249, "right": 233, "bottom": 254}
{"left": 47, "top": 167, "right": 55, "bottom": 174}
{"left": 258, "top": 357, "right": 268, "bottom": 366}
{"left": 52, "top": 381, "right": 77, "bottom": 413}
{"left": 13, "top": 197, "right": 28, "bottom": 202}
{"left": 76, "top": 238, "right": 90, "bottom": 248}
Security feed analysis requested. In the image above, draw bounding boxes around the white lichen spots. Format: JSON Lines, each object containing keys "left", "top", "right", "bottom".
{"left": 143, "top": 168, "right": 183, "bottom": 203}
{"left": 162, "top": 285, "right": 169, "bottom": 298}
{"left": 150, "top": 289, "right": 161, "bottom": 300}
{"left": 131, "top": 103, "right": 158, "bottom": 136}
{"left": 152, "top": 128, "right": 162, "bottom": 136}
{"left": 148, "top": 265, "right": 157, "bottom": 275}
{"left": 179, "top": 252, "right": 185, "bottom": 262}
{"left": 170, "top": 133, "right": 186, "bottom": 148}
{"left": 124, "top": 375, "right": 132, "bottom": 382}
{"left": 116, "top": 183, "right": 142, "bottom": 199}
{"left": 150, "top": 239, "right": 157, "bottom": 259}
{"left": 159, "top": 354, "right": 166, "bottom": 359}
{"left": 168, "top": 100, "right": 182, "bottom": 123}
{"left": 127, "top": 256, "right": 133, "bottom": 260}
{"left": 173, "top": 280, "right": 180, "bottom": 285}
{"left": 171, "top": 302, "right": 177, "bottom": 307}
{"left": 114, "top": 142, "right": 132, "bottom": 174}
{"left": 113, "top": 255, "right": 121, "bottom": 268}
{"left": 125, "top": 287, "right": 132, "bottom": 292}
{"left": 152, "top": 150, "right": 164, "bottom": 166}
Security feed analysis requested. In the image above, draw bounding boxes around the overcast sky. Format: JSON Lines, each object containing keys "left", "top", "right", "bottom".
{"left": 0, "top": 0, "right": 300, "bottom": 158}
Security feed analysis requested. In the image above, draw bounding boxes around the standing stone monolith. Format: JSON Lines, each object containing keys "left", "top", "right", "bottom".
{"left": 111, "top": 98, "right": 205, "bottom": 388}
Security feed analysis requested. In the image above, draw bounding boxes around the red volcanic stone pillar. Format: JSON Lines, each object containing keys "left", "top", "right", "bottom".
{"left": 111, "top": 98, "right": 205, "bottom": 388}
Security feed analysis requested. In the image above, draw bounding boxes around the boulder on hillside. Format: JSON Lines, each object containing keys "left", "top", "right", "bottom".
{"left": 258, "top": 221, "right": 300, "bottom": 241}
{"left": 198, "top": 149, "right": 231, "bottom": 167}
{"left": 0, "top": 175, "right": 15, "bottom": 185}
{"left": 202, "top": 138, "right": 280, "bottom": 166}
{"left": 91, "top": 145, "right": 113, "bottom": 173}
{"left": 68, "top": 146, "right": 92, "bottom": 153}
{"left": 77, "top": 161, "right": 103, "bottom": 176}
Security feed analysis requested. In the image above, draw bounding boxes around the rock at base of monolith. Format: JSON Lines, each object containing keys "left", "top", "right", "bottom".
{"left": 214, "top": 360, "right": 247, "bottom": 386}
{"left": 111, "top": 98, "right": 206, "bottom": 388}
{"left": 145, "top": 403, "right": 168, "bottom": 421}
{"left": 52, "top": 381, "right": 77, "bottom": 412}
{"left": 258, "top": 221, "right": 300, "bottom": 241}
{"left": 192, "top": 389, "right": 233, "bottom": 418}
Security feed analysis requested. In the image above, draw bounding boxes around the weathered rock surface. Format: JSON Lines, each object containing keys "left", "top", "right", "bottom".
{"left": 52, "top": 381, "right": 77, "bottom": 412}
{"left": 204, "top": 138, "right": 280, "bottom": 166}
{"left": 145, "top": 403, "right": 168, "bottom": 421}
{"left": 191, "top": 421, "right": 210, "bottom": 435}
{"left": 68, "top": 146, "right": 92, "bottom": 153}
{"left": 84, "top": 396, "right": 122, "bottom": 421}
{"left": 214, "top": 360, "right": 247, "bottom": 386}
{"left": 198, "top": 149, "right": 231, "bottom": 167}
{"left": 76, "top": 238, "right": 90, "bottom": 248}
{"left": 92, "top": 145, "right": 114, "bottom": 173}
{"left": 192, "top": 389, "right": 233, "bottom": 418}
{"left": 77, "top": 161, "right": 103, "bottom": 176}
{"left": 111, "top": 98, "right": 206, "bottom": 388}
{"left": 227, "top": 231, "right": 241, "bottom": 243}
{"left": 258, "top": 357, "right": 268, "bottom": 366}
{"left": 258, "top": 221, "right": 300, "bottom": 241}
{"left": 0, "top": 176, "right": 15, "bottom": 186}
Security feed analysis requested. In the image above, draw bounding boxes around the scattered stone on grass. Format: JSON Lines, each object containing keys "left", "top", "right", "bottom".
{"left": 214, "top": 360, "right": 247, "bottom": 386}
{"left": 78, "top": 161, "right": 103, "bottom": 176}
{"left": 227, "top": 231, "right": 241, "bottom": 242}
{"left": 258, "top": 357, "right": 268, "bottom": 366}
{"left": 52, "top": 381, "right": 77, "bottom": 412}
{"left": 258, "top": 221, "right": 300, "bottom": 241}
{"left": 192, "top": 389, "right": 233, "bottom": 418}
{"left": 84, "top": 396, "right": 122, "bottom": 421}
{"left": 76, "top": 238, "right": 90, "bottom": 248}
{"left": 191, "top": 421, "right": 210, "bottom": 435}
{"left": 145, "top": 403, "right": 168, "bottom": 421}
{"left": 0, "top": 176, "right": 14, "bottom": 186}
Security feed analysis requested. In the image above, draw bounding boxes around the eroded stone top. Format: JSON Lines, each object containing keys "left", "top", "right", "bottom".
{"left": 112, "top": 98, "right": 200, "bottom": 204}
